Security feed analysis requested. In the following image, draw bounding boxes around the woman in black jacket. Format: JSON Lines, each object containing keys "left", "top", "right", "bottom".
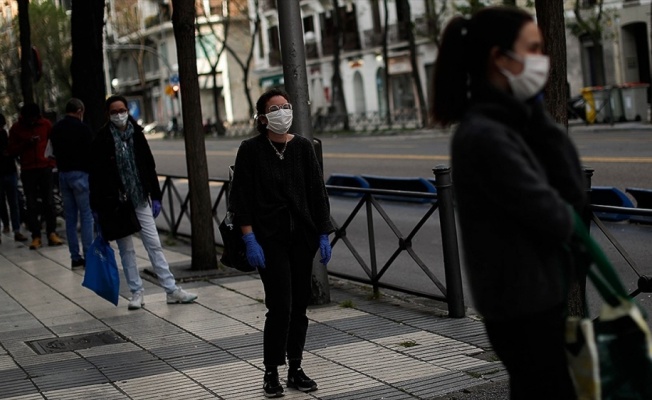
{"left": 229, "top": 88, "right": 334, "bottom": 398}
{"left": 431, "top": 7, "right": 585, "bottom": 400}
{"left": 89, "top": 95, "right": 197, "bottom": 310}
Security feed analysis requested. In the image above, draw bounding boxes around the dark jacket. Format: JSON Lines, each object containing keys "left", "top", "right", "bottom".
{"left": 451, "top": 86, "right": 586, "bottom": 321}
{"left": 8, "top": 117, "right": 54, "bottom": 170}
{"left": 89, "top": 119, "right": 162, "bottom": 215}
{"left": 0, "top": 128, "right": 17, "bottom": 175}
{"left": 50, "top": 115, "right": 93, "bottom": 172}
{"left": 229, "top": 134, "right": 334, "bottom": 243}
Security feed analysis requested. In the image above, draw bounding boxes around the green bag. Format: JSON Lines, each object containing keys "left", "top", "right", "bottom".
{"left": 565, "top": 212, "right": 652, "bottom": 400}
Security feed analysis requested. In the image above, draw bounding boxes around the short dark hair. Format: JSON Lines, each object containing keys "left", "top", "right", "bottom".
{"left": 20, "top": 103, "right": 41, "bottom": 120}
{"left": 105, "top": 95, "right": 128, "bottom": 112}
{"left": 0, "top": 114, "right": 5, "bottom": 127}
{"left": 65, "top": 98, "right": 84, "bottom": 114}
{"left": 255, "top": 88, "right": 290, "bottom": 134}
{"left": 431, "top": 7, "right": 533, "bottom": 126}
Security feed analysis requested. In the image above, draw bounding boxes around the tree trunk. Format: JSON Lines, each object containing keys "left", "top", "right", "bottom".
{"left": 330, "top": 0, "right": 349, "bottom": 130}
{"left": 536, "top": 0, "right": 586, "bottom": 318}
{"left": 71, "top": 0, "right": 106, "bottom": 133}
{"left": 398, "top": 0, "right": 427, "bottom": 127}
{"left": 17, "top": 0, "right": 33, "bottom": 104}
{"left": 535, "top": 0, "right": 568, "bottom": 125}
{"left": 171, "top": 0, "right": 217, "bottom": 271}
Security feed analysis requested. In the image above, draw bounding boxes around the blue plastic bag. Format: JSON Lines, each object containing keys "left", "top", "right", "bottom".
{"left": 82, "top": 237, "right": 120, "bottom": 306}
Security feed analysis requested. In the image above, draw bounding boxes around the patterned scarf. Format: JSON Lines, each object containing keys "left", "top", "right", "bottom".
{"left": 110, "top": 122, "right": 145, "bottom": 208}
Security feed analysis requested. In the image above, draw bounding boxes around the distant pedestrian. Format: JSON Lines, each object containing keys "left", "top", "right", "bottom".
{"left": 431, "top": 7, "right": 586, "bottom": 400}
{"left": 0, "top": 114, "right": 28, "bottom": 243}
{"left": 229, "top": 88, "right": 334, "bottom": 398}
{"left": 89, "top": 95, "right": 197, "bottom": 310}
{"left": 8, "top": 103, "right": 63, "bottom": 249}
{"left": 50, "top": 98, "right": 94, "bottom": 269}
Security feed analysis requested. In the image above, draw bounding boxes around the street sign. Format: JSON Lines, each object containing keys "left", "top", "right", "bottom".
{"left": 170, "top": 74, "right": 179, "bottom": 84}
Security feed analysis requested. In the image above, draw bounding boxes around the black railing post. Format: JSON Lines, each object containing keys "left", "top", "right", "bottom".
{"left": 433, "top": 165, "right": 465, "bottom": 318}
{"left": 583, "top": 167, "right": 594, "bottom": 232}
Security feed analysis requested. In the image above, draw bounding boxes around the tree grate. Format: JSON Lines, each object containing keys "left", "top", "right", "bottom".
{"left": 26, "top": 330, "right": 127, "bottom": 355}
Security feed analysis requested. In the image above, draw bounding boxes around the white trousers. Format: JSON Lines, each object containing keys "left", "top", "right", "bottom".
{"left": 116, "top": 203, "right": 177, "bottom": 294}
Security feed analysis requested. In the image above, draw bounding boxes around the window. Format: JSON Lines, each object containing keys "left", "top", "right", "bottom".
{"left": 268, "top": 26, "right": 281, "bottom": 66}
{"left": 320, "top": 5, "right": 360, "bottom": 56}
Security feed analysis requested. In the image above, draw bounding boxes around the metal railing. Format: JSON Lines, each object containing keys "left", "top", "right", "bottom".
{"left": 155, "top": 171, "right": 652, "bottom": 317}
{"left": 587, "top": 204, "right": 652, "bottom": 297}
{"left": 156, "top": 167, "right": 464, "bottom": 317}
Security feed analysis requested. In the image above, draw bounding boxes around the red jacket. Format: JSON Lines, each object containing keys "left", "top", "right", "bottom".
{"left": 8, "top": 116, "right": 55, "bottom": 170}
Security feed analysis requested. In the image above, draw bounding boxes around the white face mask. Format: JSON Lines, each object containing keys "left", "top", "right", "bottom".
{"left": 265, "top": 109, "right": 293, "bottom": 134}
{"left": 500, "top": 52, "right": 550, "bottom": 101}
{"left": 110, "top": 112, "right": 129, "bottom": 128}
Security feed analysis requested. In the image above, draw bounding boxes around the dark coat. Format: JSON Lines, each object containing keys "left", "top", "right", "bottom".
{"left": 451, "top": 86, "right": 586, "bottom": 321}
{"left": 50, "top": 115, "right": 93, "bottom": 172}
{"left": 229, "top": 134, "right": 334, "bottom": 247}
{"left": 89, "top": 119, "right": 162, "bottom": 216}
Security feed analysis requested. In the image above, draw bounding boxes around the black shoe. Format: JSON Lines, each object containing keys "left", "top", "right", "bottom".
{"left": 263, "top": 371, "right": 284, "bottom": 398}
{"left": 287, "top": 368, "right": 317, "bottom": 392}
{"left": 71, "top": 258, "right": 85, "bottom": 270}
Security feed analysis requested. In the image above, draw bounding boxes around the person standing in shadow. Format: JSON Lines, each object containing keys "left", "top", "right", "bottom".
{"left": 50, "top": 98, "right": 94, "bottom": 269}
{"left": 8, "top": 103, "right": 63, "bottom": 249}
{"left": 0, "top": 113, "right": 27, "bottom": 243}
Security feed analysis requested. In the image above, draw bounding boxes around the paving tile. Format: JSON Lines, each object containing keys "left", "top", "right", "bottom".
{"left": 166, "top": 349, "right": 237, "bottom": 370}
{"left": 184, "top": 361, "right": 262, "bottom": 398}
{"left": 314, "top": 341, "right": 448, "bottom": 384}
{"left": 0, "top": 378, "right": 40, "bottom": 399}
{"left": 22, "top": 358, "right": 95, "bottom": 378}
{"left": 0, "top": 238, "right": 507, "bottom": 400}
{"left": 116, "top": 371, "right": 216, "bottom": 399}
{"left": 102, "top": 359, "right": 175, "bottom": 382}
{"left": 31, "top": 368, "right": 109, "bottom": 392}
{"left": 42, "top": 383, "right": 128, "bottom": 400}
{"left": 394, "top": 371, "right": 487, "bottom": 399}
{"left": 87, "top": 350, "right": 159, "bottom": 370}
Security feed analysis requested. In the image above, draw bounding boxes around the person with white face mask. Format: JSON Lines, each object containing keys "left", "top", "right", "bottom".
{"left": 89, "top": 95, "right": 197, "bottom": 310}
{"left": 432, "top": 7, "right": 586, "bottom": 400}
{"left": 229, "top": 88, "right": 333, "bottom": 398}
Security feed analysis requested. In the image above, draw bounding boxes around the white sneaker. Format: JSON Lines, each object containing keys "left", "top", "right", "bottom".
{"left": 166, "top": 287, "right": 198, "bottom": 304}
{"left": 128, "top": 290, "right": 145, "bottom": 310}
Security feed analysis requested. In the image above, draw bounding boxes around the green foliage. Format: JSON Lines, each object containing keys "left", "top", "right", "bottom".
{"left": 339, "top": 299, "right": 356, "bottom": 308}
{"left": 0, "top": 2, "right": 71, "bottom": 119}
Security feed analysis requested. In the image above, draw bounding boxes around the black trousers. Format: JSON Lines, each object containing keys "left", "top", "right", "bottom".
{"left": 258, "top": 226, "right": 317, "bottom": 367}
{"left": 21, "top": 168, "right": 56, "bottom": 238}
{"left": 484, "top": 305, "right": 576, "bottom": 400}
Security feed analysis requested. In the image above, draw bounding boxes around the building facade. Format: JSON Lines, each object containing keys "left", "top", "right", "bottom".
{"left": 106, "top": 0, "right": 259, "bottom": 131}
{"left": 251, "top": 0, "right": 439, "bottom": 129}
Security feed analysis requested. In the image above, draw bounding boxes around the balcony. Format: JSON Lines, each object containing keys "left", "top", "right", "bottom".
{"left": 363, "top": 29, "right": 384, "bottom": 48}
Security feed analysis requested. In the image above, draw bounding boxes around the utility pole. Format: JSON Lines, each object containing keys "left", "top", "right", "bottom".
{"left": 277, "top": 0, "right": 330, "bottom": 304}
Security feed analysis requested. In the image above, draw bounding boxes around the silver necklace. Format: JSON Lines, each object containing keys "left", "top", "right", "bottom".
{"left": 267, "top": 135, "right": 288, "bottom": 160}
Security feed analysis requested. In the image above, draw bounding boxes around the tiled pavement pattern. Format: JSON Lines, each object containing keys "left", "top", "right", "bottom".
{"left": 0, "top": 232, "right": 506, "bottom": 399}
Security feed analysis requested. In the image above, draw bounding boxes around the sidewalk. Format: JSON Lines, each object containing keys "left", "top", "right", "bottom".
{"left": 0, "top": 232, "right": 507, "bottom": 400}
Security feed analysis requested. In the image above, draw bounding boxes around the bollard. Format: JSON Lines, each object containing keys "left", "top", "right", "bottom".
{"left": 433, "top": 165, "right": 465, "bottom": 318}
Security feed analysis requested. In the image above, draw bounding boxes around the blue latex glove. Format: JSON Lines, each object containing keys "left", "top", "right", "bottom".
{"left": 242, "top": 232, "right": 265, "bottom": 269}
{"left": 152, "top": 200, "right": 162, "bottom": 218}
{"left": 319, "top": 234, "right": 331, "bottom": 265}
